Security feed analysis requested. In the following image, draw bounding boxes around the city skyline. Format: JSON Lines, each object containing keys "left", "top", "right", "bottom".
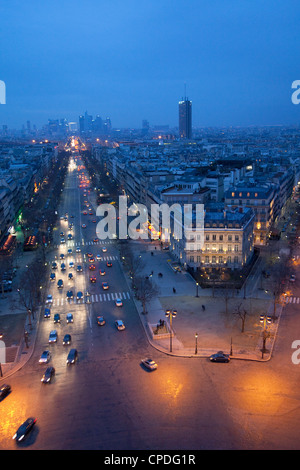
{"left": 1, "top": 0, "right": 300, "bottom": 130}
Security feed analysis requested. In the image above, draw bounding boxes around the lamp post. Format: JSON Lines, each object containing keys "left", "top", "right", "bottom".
{"left": 260, "top": 314, "right": 272, "bottom": 358}
{"left": 195, "top": 282, "right": 199, "bottom": 297}
{"left": 195, "top": 332, "right": 198, "bottom": 355}
{"left": 165, "top": 309, "right": 177, "bottom": 353}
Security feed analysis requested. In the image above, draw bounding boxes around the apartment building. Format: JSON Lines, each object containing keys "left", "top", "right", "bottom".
{"left": 169, "top": 204, "right": 255, "bottom": 271}
{"left": 224, "top": 183, "right": 276, "bottom": 245}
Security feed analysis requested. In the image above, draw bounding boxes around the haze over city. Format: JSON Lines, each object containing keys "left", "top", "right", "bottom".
{"left": 1, "top": 0, "right": 300, "bottom": 129}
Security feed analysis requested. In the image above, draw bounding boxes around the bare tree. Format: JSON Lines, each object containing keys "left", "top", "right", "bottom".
{"left": 135, "top": 275, "right": 160, "bottom": 314}
{"left": 233, "top": 302, "right": 248, "bottom": 333}
{"left": 17, "top": 258, "right": 47, "bottom": 321}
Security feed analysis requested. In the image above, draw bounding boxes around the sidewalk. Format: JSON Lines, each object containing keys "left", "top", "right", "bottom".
{"left": 124, "top": 240, "right": 282, "bottom": 362}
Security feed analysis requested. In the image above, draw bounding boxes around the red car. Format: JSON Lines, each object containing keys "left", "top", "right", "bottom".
{"left": 90, "top": 276, "right": 97, "bottom": 283}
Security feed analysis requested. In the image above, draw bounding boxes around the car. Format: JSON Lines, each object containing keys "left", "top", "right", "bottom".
{"left": 50, "top": 273, "right": 56, "bottom": 281}
{"left": 290, "top": 274, "right": 296, "bottom": 282}
{"left": 63, "top": 334, "right": 71, "bottom": 345}
{"left": 60, "top": 232, "right": 64, "bottom": 237}
{"left": 61, "top": 263, "right": 66, "bottom": 271}
{"left": 209, "top": 351, "right": 230, "bottom": 363}
{"left": 0, "top": 384, "right": 11, "bottom": 400}
{"left": 66, "top": 290, "right": 74, "bottom": 299}
{"left": 83, "top": 211, "right": 87, "bottom": 215}
{"left": 48, "top": 330, "right": 57, "bottom": 343}
{"left": 90, "top": 276, "right": 97, "bottom": 283}
{"left": 93, "top": 238, "right": 99, "bottom": 243}
{"left": 82, "top": 224, "right": 87, "bottom": 228}
{"left": 89, "top": 264, "right": 96, "bottom": 271}
{"left": 60, "top": 238, "right": 65, "bottom": 244}
{"left": 102, "top": 282, "right": 109, "bottom": 290}
{"left": 76, "top": 265, "right": 83, "bottom": 272}
{"left": 51, "top": 262, "right": 57, "bottom": 270}
{"left": 96, "top": 254, "right": 102, "bottom": 261}
{"left": 13, "top": 418, "right": 37, "bottom": 442}
{"left": 88, "top": 257, "right": 95, "bottom": 263}
{"left": 69, "top": 261, "right": 74, "bottom": 269}
{"left": 68, "top": 273, "right": 74, "bottom": 280}
{"left": 102, "top": 247, "right": 107, "bottom": 253}
{"left": 41, "top": 366, "right": 55, "bottom": 383}
{"left": 46, "top": 294, "right": 53, "bottom": 304}
{"left": 141, "top": 358, "right": 158, "bottom": 371}
{"left": 86, "top": 252, "right": 93, "bottom": 258}
{"left": 76, "top": 291, "right": 83, "bottom": 300}
{"left": 115, "top": 298, "right": 123, "bottom": 307}
{"left": 66, "top": 348, "right": 78, "bottom": 365}
{"left": 39, "top": 350, "right": 51, "bottom": 363}
{"left": 54, "top": 313, "right": 60, "bottom": 324}
{"left": 106, "top": 261, "right": 112, "bottom": 267}
{"left": 99, "top": 269, "right": 106, "bottom": 276}
{"left": 76, "top": 247, "right": 81, "bottom": 253}
{"left": 60, "top": 253, "right": 65, "bottom": 259}
{"left": 67, "top": 249, "right": 72, "bottom": 255}
{"left": 57, "top": 279, "right": 64, "bottom": 289}
{"left": 67, "top": 234, "right": 72, "bottom": 240}
{"left": 44, "top": 308, "right": 51, "bottom": 318}
{"left": 115, "top": 320, "right": 125, "bottom": 331}
{"left": 66, "top": 313, "right": 73, "bottom": 323}
{"left": 97, "top": 315, "right": 105, "bottom": 326}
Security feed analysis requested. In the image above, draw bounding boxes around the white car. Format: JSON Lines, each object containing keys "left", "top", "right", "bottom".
{"left": 66, "top": 313, "right": 73, "bottom": 323}
{"left": 290, "top": 275, "right": 296, "bottom": 282}
{"left": 76, "top": 247, "right": 81, "bottom": 253}
{"left": 45, "top": 295, "right": 53, "bottom": 304}
{"left": 49, "top": 330, "right": 58, "bottom": 343}
{"left": 115, "top": 298, "right": 123, "bottom": 307}
{"left": 141, "top": 358, "right": 158, "bottom": 371}
{"left": 39, "top": 350, "right": 51, "bottom": 363}
{"left": 69, "top": 261, "right": 74, "bottom": 269}
{"left": 115, "top": 320, "right": 125, "bottom": 331}
{"left": 102, "top": 247, "right": 107, "bottom": 253}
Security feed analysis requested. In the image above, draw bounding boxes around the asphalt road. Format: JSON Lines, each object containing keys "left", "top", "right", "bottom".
{"left": 2, "top": 155, "right": 300, "bottom": 451}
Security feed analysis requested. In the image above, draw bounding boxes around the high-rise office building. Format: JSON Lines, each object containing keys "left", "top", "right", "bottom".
{"left": 178, "top": 96, "right": 192, "bottom": 139}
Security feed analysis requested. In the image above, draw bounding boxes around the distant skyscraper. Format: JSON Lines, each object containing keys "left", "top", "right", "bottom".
{"left": 179, "top": 96, "right": 192, "bottom": 139}
{"left": 79, "top": 115, "right": 85, "bottom": 134}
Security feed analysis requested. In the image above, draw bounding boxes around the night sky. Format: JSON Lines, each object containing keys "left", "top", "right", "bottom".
{"left": 0, "top": 0, "right": 300, "bottom": 129}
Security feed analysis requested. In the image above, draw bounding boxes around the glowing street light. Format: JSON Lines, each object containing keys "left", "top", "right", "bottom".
{"left": 165, "top": 309, "right": 177, "bottom": 353}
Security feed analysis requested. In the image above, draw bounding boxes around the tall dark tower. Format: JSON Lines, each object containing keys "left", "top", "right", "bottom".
{"left": 179, "top": 90, "right": 192, "bottom": 139}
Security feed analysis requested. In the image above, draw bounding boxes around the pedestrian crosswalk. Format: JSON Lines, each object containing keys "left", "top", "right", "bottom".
{"left": 283, "top": 296, "right": 300, "bottom": 304}
{"left": 55, "top": 255, "right": 118, "bottom": 264}
{"left": 56, "top": 240, "right": 114, "bottom": 248}
{"left": 51, "top": 291, "right": 130, "bottom": 306}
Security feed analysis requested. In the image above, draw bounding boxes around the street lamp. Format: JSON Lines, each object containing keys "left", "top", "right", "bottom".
{"left": 165, "top": 309, "right": 177, "bottom": 353}
{"left": 195, "top": 332, "right": 198, "bottom": 355}
{"left": 259, "top": 314, "right": 272, "bottom": 358}
{"left": 195, "top": 282, "right": 199, "bottom": 297}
